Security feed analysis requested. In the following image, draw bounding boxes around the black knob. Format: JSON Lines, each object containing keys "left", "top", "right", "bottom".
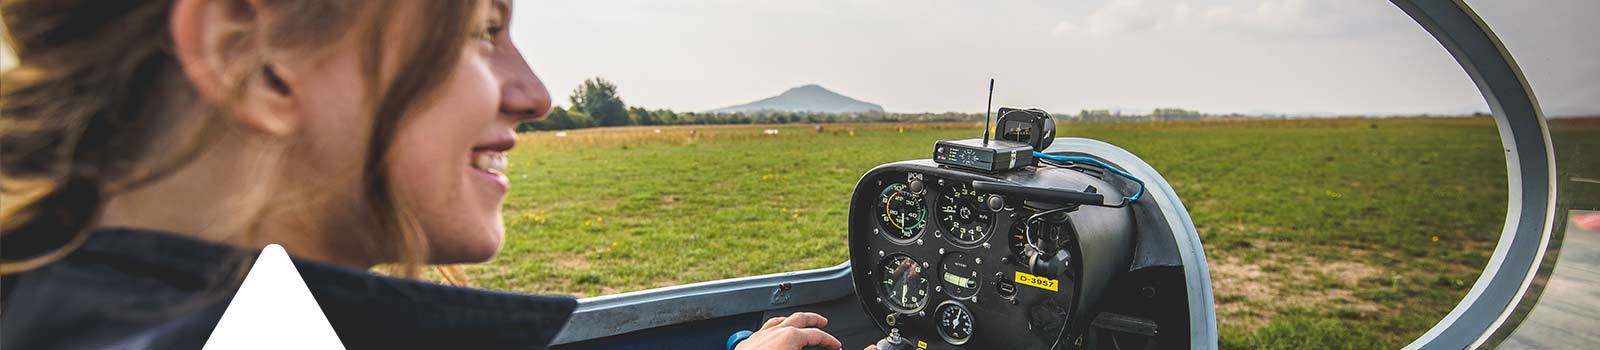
{"left": 1029, "top": 249, "right": 1072, "bottom": 280}
{"left": 874, "top": 336, "right": 910, "bottom": 350}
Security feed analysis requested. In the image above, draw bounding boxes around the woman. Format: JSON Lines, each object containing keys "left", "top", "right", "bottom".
{"left": 0, "top": 1, "right": 842, "bottom": 349}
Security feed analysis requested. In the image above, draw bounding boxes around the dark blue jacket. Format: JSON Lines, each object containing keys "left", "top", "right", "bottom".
{"left": 0, "top": 228, "right": 578, "bottom": 349}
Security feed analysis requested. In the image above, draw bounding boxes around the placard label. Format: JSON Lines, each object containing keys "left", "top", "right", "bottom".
{"left": 1014, "top": 271, "right": 1059, "bottom": 292}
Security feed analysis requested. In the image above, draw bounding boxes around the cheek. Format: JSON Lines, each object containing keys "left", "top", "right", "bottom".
{"left": 387, "top": 56, "right": 504, "bottom": 262}
{"left": 291, "top": 56, "right": 373, "bottom": 177}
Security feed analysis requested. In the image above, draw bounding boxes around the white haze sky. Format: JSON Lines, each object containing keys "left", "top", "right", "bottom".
{"left": 512, "top": 0, "right": 1597, "bottom": 116}
{"left": 0, "top": 1, "right": 1590, "bottom": 116}
{"left": 5, "top": 1, "right": 1586, "bottom": 116}
{"left": 511, "top": 0, "right": 1598, "bottom": 116}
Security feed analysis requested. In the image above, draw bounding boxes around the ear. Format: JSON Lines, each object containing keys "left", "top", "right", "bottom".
{"left": 170, "top": 0, "right": 298, "bottom": 137}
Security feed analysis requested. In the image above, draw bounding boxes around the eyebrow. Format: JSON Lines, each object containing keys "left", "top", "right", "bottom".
{"left": 494, "top": 0, "right": 511, "bottom": 21}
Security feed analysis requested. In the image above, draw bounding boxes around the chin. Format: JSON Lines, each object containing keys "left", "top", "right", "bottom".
{"left": 430, "top": 222, "right": 505, "bottom": 264}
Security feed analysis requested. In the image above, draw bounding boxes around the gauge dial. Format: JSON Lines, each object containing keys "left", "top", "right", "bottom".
{"left": 939, "top": 252, "right": 981, "bottom": 299}
{"left": 878, "top": 255, "right": 929, "bottom": 311}
{"left": 937, "top": 301, "right": 975, "bottom": 345}
{"left": 937, "top": 183, "right": 994, "bottom": 245}
{"left": 1009, "top": 221, "right": 1038, "bottom": 265}
{"left": 877, "top": 183, "right": 926, "bottom": 241}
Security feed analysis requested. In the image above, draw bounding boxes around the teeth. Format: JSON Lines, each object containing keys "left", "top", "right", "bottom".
{"left": 473, "top": 152, "right": 508, "bottom": 174}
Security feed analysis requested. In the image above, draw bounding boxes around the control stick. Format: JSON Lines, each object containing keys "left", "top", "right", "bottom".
{"left": 872, "top": 329, "right": 912, "bottom": 350}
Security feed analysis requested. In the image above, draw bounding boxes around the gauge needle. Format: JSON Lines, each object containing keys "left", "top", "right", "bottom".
{"left": 901, "top": 285, "right": 908, "bottom": 305}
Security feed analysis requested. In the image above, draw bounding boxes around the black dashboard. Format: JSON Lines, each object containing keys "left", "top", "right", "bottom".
{"left": 848, "top": 159, "right": 1138, "bottom": 349}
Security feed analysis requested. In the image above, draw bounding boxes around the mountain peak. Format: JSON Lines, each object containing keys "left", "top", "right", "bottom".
{"left": 713, "top": 84, "right": 884, "bottom": 114}
{"left": 787, "top": 84, "right": 826, "bottom": 92}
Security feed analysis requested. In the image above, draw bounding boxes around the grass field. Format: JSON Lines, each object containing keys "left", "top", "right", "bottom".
{"left": 471, "top": 117, "right": 1509, "bottom": 349}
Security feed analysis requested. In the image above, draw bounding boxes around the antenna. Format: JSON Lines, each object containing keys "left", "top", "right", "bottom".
{"left": 933, "top": 78, "right": 1033, "bottom": 172}
{"left": 982, "top": 78, "right": 995, "bottom": 146}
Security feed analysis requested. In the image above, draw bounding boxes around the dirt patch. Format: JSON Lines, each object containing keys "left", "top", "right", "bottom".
{"left": 1320, "top": 260, "right": 1382, "bottom": 286}
{"left": 555, "top": 251, "right": 592, "bottom": 269}
{"left": 1211, "top": 258, "right": 1274, "bottom": 301}
{"left": 1210, "top": 241, "right": 1386, "bottom": 331}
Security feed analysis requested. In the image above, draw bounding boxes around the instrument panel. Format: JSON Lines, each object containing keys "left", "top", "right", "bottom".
{"left": 849, "top": 160, "right": 1135, "bottom": 349}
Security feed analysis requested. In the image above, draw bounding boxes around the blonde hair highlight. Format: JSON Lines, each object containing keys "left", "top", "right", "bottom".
{"left": 1, "top": 0, "right": 483, "bottom": 284}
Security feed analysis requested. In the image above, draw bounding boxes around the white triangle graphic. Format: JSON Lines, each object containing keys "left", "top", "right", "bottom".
{"left": 204, "top": 244, "right": 345, "bottom": 350}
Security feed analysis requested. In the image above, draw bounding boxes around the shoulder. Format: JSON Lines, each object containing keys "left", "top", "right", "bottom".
{"left": 0, "top": 230, "right": 235, "bottom": 349}
{"left": 294, "top": 258, "right": 579, "bottom": 349}
{"left": 1, "top": 229, "right": 578, "bottom": 350}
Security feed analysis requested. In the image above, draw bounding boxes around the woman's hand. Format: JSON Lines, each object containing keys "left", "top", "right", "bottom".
{"left": 736, "top": 312, "right": 842, "bottom": 350}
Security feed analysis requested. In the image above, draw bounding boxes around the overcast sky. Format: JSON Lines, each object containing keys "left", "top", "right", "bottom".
{"left": 511, "top": 0, "right": 1596, "bottom": 116}
{"left": 7, "top": 1, "right": 1586, "bottom": 116}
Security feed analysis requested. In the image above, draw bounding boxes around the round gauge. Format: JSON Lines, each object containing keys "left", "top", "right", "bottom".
{"left": 936, "top": 301, "right": 975, "bottom": 345}
{"left": 939, "top": 252, "right": 981, "bottom": 299}
{"left": 877, "top": 183, "right": 926, "bottom": 241}
{"left": 877, "top": 255, "right": 929, "bottom": 312}
{"left": 1008, "top": 221, "right": 1040, "bottom": 265}
{"left": 937, "top": 183, "right": 994, "bottom": 245}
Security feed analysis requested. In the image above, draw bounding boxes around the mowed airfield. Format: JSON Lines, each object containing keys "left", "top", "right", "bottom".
{"left": 473, "top": 117, "right": 1512, "bottom": 348}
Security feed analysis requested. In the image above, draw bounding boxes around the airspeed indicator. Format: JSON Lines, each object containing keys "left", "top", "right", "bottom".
{"left": 877, "top": 183, "right": 926, "bottom": 241}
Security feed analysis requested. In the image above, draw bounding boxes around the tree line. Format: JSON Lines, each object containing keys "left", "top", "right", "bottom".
{"left": 1063, "top": 108, "right": 1210, "bottom": 121}
{"left": 517, "top": 77, "right": 983, "bottom": 131}
{"left": 518, "top": 77, "right": 1236, "bottom": 132}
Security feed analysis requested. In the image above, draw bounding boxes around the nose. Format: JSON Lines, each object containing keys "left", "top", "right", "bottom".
{"left": 495, "top": 44, "right": 550, "bottom": 123}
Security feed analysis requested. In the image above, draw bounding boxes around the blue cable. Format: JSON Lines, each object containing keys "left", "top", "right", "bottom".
{"left": 1032, "top": 151, "right": 1145, "bottom": 204}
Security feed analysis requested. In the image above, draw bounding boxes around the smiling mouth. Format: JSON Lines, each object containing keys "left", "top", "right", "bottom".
{"left": 471, "top": 151, "right": 508, "bottom": 175}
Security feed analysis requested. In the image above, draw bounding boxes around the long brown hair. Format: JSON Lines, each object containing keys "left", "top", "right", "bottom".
{"left": 1, "top": 0, "right": 483, "bottom": 281}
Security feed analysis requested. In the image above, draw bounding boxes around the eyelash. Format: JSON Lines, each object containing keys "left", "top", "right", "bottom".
{"left": 477, "top": 24, "right": 505, "bottom": 45}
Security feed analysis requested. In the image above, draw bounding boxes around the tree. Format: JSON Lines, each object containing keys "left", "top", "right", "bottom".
{"left": 569, "top": 78, "right": 630, "bottom": 127}
{"left": 566, "top": 109, "right": 596, "bottom": 129}
{"left": 656, "top": 109, "right": 679, "bottom": 125}
{"left": 628, "top": 107, "right": 657, "bottom": 126}
{"left": 543, "top": 106, "right": 575, "bottom": 130}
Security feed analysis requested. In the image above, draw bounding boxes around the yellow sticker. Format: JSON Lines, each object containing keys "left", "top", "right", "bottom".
{"left": 916, "top": 340, "right": 928, "bottom": 349}
{"left": 1015, "top": 271, "right": 1059, "bottom": 292}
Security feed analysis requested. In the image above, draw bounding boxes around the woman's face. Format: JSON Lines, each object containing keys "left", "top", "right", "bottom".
{"left": 389, "top": 1, "right": 547, "bottom": 263}
{"left": 285, "top": 1, "right": 545, "bottom": 264}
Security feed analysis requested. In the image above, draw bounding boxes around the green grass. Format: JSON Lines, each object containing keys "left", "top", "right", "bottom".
{"left": 470, "top": 118, "right": 1508, "bottom": 349}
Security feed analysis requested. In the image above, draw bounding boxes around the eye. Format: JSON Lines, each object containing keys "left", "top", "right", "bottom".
{"left": 476, "top": 2, "right": 510, "bottom": 48}
{"left": 476, "top": 24, "right": 505, "bottom": 45}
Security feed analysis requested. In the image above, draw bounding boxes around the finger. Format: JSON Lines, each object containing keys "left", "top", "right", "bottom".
{"left": 777, "top": 312, "right": 829, "bottom": 329}
{"left": 761, "top": 316, "right": 786, "bottom": 331}
{"left": 792, "top": 328, "right": 843, "bottom": 349}
{"left": 864, "top": 346, "right": 878, "bottom": 350}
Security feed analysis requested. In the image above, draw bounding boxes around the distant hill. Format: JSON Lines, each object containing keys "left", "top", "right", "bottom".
{"left": 712, "top": 84, "right": 884, "bottom": 114}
